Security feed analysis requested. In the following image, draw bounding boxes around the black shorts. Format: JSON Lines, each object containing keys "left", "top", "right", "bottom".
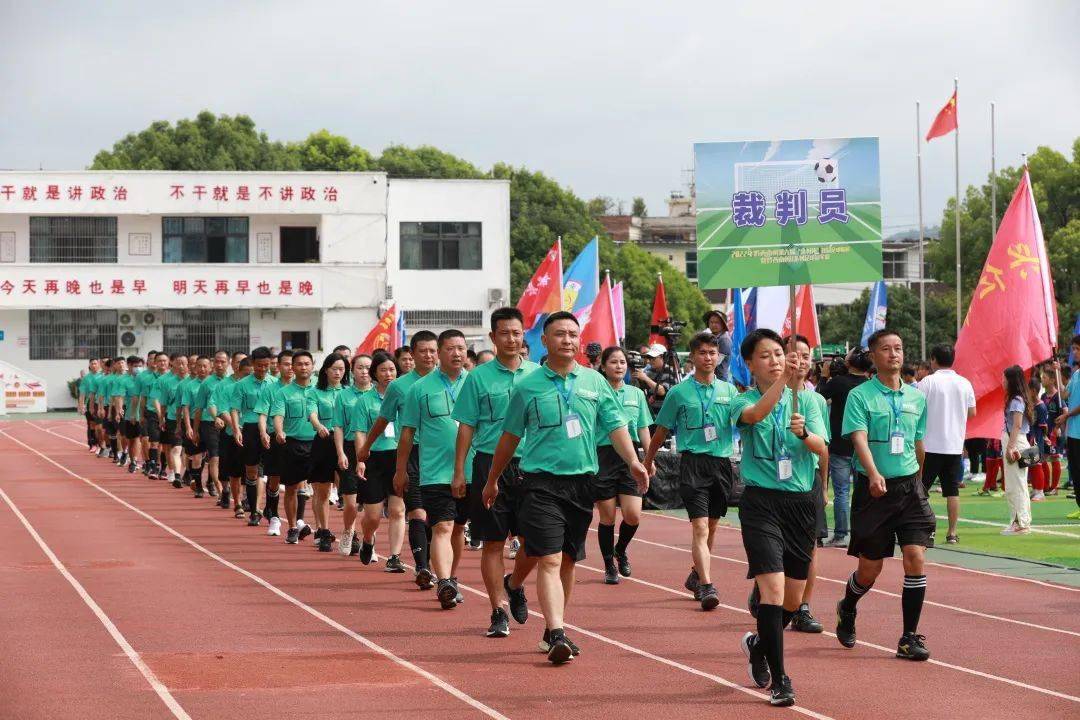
{"left": 123, "top": 419, "right": 141, "bottom": 440}
{"left": 104, "top": 417, "right": 117, "bottom": 435}
{"left": 420, "top": 483, "right": 469, "bottom": 526}
{"left": 812, "top": 475, "right": 828, "bottom": 540}
{"left": 240, "top": 423, "right": 264, "bottom": 468}
{"left": 739, "top": 485, "right": 817, "bottom": 580}
{"left": 263, "top": 438, "right": 283, "bottom": 476}
{"left": 161, "top": 419, "right": 177, "bottom": 446}
{"left": 182, "top": 424, "right": 203, "bottom": 455}
{"left": 339, "top": 443, "right": 359, "bottom": 495}
{"left": 199, "top": 421, "right": 221, "bottom": 459}
{"left": 309, "top": 434, "right": 339, "bottom": 484}
{"left": 220, "top": 433, "right": 244, "bottom": 478}
{"left": 922, "top": 452, "right": 962, "bottom": 498}
{"left": 359, "top": 449, "right": 396, "bottom": 505}
{"left": 402, "top": 445, "right": 423, "bottom": 513}
{"left": 84, "top": 409, "right": 94, "bottom": 423}
{"left": 518, "top": 471, "right": 594, "bottom": 561}
{"left": 469, "top": 451, "right": 523, "bottom": 542}
{"left": 848, "top": 473, "right": 936, "bottom": 560}
{"left": 144, "top": 412, "right": 160, "bottom": 443}
{"left": 593, "top": 445, "right": 641, "bottom": 501}
{"left": 678, "top": 452, "right": 733, "bottom": 520}
{"left": 281, "top": 438, "right": 314, "bottom": 487}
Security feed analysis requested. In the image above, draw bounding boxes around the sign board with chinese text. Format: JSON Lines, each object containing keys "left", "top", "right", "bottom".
{"left": 0, "top": 359, "right": 48, "bottom": 413}
{"left": 694, "top": 137, "right": 882, "bottom": 288}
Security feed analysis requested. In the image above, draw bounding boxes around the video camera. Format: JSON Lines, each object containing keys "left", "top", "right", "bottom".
{"left": 625, "top": 350, "right": 646, "bottom": 372}
{"left": 652, "top": 318, "right": 688, "bottom": 348}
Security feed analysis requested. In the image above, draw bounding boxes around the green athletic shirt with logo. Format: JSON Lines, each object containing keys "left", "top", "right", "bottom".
{"left": 350, "top": 386, "right": 397, "bottom": 452}
{"left": 193, "top": 374, "right": 223, "bottom": 421}
{"left": 231, "top": 374, "right": 274, "bottom": 426}
{"left": 179, "top": 376, "right": 202, "bottom": 416}
{"left": 269, "top": 381, "right": 317, "bottom": 441}
{"left": 163, "top": 373, "right": 188, "bottom": 421}
{"left": 378, "top": 370, "right": 428, "bottom": 445}
{"left": 654, "top": 376, "right": 739, "bottom": 456}
{"left": 333, "top": 385, "right": 372, "bottom": 442}
{"left": 731, "top": 386, "right": 827, "bottom": 493}
{"left": 253, "top": 378, "right": 287, "bottom": 418}
{"left": 841, "top": 375, "right": 927, "bottom": 478}
{"left": 137, "top": 370, "right": 160, "bottom": 412}
{"left": 400, "top": 369, "right": 469, "bottom": 486}
{"left": 501, "top": 363, "right": 626, "bottom": 476}
{"left": 148, "top": 371, "right": 174, "bottom": 411}
{"left": 452, "top": 358, "right": 540, "bottom": 456}
{"left": 597, "top": 383, "right": 653, "bottom": 448}
{"left": 210, "top": 376, "right": 238, "bottom": 436}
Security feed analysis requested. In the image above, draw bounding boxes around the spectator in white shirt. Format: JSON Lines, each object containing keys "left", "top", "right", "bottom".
{"left": 917, "top": 344, "right": 977, "bottom": 544}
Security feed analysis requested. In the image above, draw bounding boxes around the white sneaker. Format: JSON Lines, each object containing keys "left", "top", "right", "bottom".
{"left": 330, "top": 486, "right": 340, "bottom": 505}
{"left": 267, "top": 517, "right": 281, "bottom": 536}
{"left": 1031, "top": 491, "right": 1046, "bottom": 502}
{"left": 339, "top": 529, "right": 354, "bottom": 556}
{"left": 296, "top": 518, "right": 308, "bottom": 531}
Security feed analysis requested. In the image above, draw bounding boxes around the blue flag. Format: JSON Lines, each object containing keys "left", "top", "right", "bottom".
{"left": 730, "top": 287, "right": 751, "bottom": 387}
{"left": 525, "top": 237, "right": 600, "bottom": 362}
{"left": 743, "top": 287, "right": 758, "bottom": 332}
{"left": 860, "top": 281, "right": 888, "bottom": 349}
{"left": 396, "top": 308, "right": 407, "bottom": 349}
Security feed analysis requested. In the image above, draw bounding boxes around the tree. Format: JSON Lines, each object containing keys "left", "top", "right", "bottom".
{"left": 611, "top": 243, "right": 710, "bottom": 347}
{"left": 586, "top": 196, "right": 615, "bottom": 217}
{"left": 818, "top": 285, "right": 956, "bottom": 356}
{"left": 288, "top": 130, "right": 374, "bottom": 171}
{"left": 631, "top": 196, "right": 647, "bottom": 218}
{"left": 376, "top": 145, "right": 485, "bottom": 179}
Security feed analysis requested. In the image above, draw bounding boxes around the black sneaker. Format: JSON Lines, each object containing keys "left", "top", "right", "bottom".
{"left": 207, "top": 486, "right": 218, "bottom": 498}
{"left": 128, "top": 462, "right": 137, "bottom": 474}
{"left": 437, "top": 578, "right": 458, "bottom": 609}
{"left": 791, "top": 603, "right": 823, "bottom": 633}
{"left": 384, "top": 554, "right": 406, "bottom": 573}
{"left": 247, "top": 511, "right": 262, "bottom": 527}
{"left": 285, "top": 528, "right": 300, "bottom": 544}
{"left": 896, "top": 632, "right": 930, "bottom": 661}
{"left": 748, "top": 583, "right": 761, "bottom": 619}
{"left": 297, "top": 524, "right": 312, "bottom": 541}
{"left": 740, "top": 632, "right": 770, "bottom": 688}
{"left": 450, "top": 576, "right": 464, "bottom": 605}
{"left": 416, "top": 567, "right": 435, "bottom": 590}
{"left": 193, "top": 487, "right": 204, "bottom": 499}
{"left": 504, "top": 574, "right": 528, "bottom": 624}
{"left": 350, "top": 535, "right": 362, "bottom": 557}
{"left": 603, "top": 556, "right": 620, "bottom": 585}
{"left": 699, "top": 583, "right": 719, "bottom": 611}
{"left": 684, "top": 567, "right": 700, "bottom": 593}
{"left": 180, "top": 473, "right": 190, "bottom": 487}
{"left": 234, "top": 506, "right": 245, "bottom": 519}
{"left": 360, "top": 541, "right": 375, "bottom": 565}
{"left": 336, "top": 498, "right": 344, "bottom": 511}
{"left": 538, "top": 628, "right": 552, "bottom": 653}
{"left": 486, "top": 608, "right": 510, "bottom": 638}
{"left": 317, "top": 531, "right": 334, "bottom": 552}
{"left": 836, "top": 601, "right": 857, "bottom": 648}
{"left": 546, "top": 631, "right": 573, "bottom": 664}
{"left": 565, "top": 636, "right": 580, "bottom": 657}
{"left": 172, "top": 476, "right": 183, "bottom": 489}
{"left": 613, "top": 547, "right": 631, "bottom": 577}
{"left": 769, "top": 675, "right": 795, "bottom": 707}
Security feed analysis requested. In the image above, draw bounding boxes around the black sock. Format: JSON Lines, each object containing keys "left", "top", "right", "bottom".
{"left": 425, "top": 523, "right": 432, "bottom": 543}
{"left": 110, "top": 438, "right": 118, "bottom": 455}
{"left": 244, "top": 479, "right": 258, "bottom": 514}
{"left": 266, "top": 490, "right": 279, "bottom": 518}
{"left": 598, "top": 523, "right": 615, "bottom": 559}
{"left": 615, "top": 521, "right": 638, "bottom": 554}
{"left": 296, "top": 492, "right": 307, "bottom": 521}
{"left": 87, "top": 428, "right": 95, "bottom": 448}
{"left": 902, "top": 575, "right": 927, "bottom": 634}
{"left": 757, "top": 604, "right": 785, "bottom": 683}
{"left": 409, "top": 518, "right": 429, "bottom": 570}
{"left": 840, "top": 572, "right": 871, "bottom": 612}
{"left": 781, "top": 608, "right": 795, "bottom": 629}
{"left": 149, "top": 448, "right": 159, "bottom": 466}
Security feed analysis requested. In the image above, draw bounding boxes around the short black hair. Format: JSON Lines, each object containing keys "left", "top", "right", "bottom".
{"left": 543, "top": 311, "right": 579, "bottom": 331}
{"left": 410, "top": 330, "right": 438, "bottom": 350}
{"left": 113, "top": 355, "right": 127, "bottom": 364}
{"left": 231, "top": 351, "right": 248, "bottom": 361}
{"left": 169, "top": 353, "right": 183, "bottom": 362}
{"left": 196, "top": 355, "right": 210, "bottom": 363}
{"left": 126, "top": 355, "right": 141, "bottom": 365}
{"left": 102, "top": 358, "right": 112, "bottom": 368}
{"left": 371, "top": 349, "right": 396, "bottom": 371}
{"left": 600, "top": 346, "right": 626, "bottom": 365}
{"left": 292, "top": 350, "right": 313, "bottom": 363}
{"left": 781, "top": 334, "right": 811, "bottom": 351}
{"left": 238, "top": 357, "right": 253, "bottom": 369}
{"left": 929, "top": 344, "right": 954, "bottom": 367}
{"left": 740, "top": 328, "right": 784, "bottom": 360}
{"left": 333, "top": 344, "right": 351, "bottom": 353}
{"left": 438, "top": 329, "right": 466, "bottom": 347}
{"left": 689, "top": 331, "right": 719, "bottom": 353}
{"left": 394, "top": 346, "right": 411, "bottom": 358}
{"left": 250, "top": 346, "right": 273, "bottom": 361}
{"left": 277, "top": 349, "right": 294, "bottom": 362}
{"left": 901, "top": 363, "right": 916, "bottom": 378}
{"left": 866, "top": 328, "right": 902, "bottom": 350}
{"left": 490, "top": 306, "right": 524, "bottom": 332}
{"left": 146, "top": 350, "right": 158, "bottom": 359}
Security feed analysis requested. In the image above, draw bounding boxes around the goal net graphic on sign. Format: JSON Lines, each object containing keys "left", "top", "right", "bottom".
{"left": 733, "top": 160, "right": 838, "bottom": 206}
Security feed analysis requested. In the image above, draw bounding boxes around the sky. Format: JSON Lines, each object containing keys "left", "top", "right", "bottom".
{"left": 2, "top": 1, "right": 1078, "bottom": 236}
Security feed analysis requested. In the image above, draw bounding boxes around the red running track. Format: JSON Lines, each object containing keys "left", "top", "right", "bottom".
{"left": 1, "top": 419, "right": 1077, "bottom": 719}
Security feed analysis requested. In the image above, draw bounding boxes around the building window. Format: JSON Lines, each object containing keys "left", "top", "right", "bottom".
{"left": 163, "top": 217, "right": 249, "bottom": 263}
{"left": 29, "top": 216, "right": 117, "bottom": 263}
{"left": 882, "top": 250, "right": 907, "bottom": 280}
{"left": 403, "top": 309, "right": 483, "bottom": 328}
{"left": 400, "top": 222, "right": 481, "bottom": 270}
{"left": 163, "top": 309, "right": 250, "bottom": 357}
{"left": 686, "top": 250, "right": 698, "bottom": 280}
{"left": 29, "top": 310, "right": 117, "bottom": 360}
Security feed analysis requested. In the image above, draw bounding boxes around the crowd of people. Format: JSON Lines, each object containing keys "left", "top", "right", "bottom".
{"left": 72, "top": 307, "right": 1080, "bottom": 708}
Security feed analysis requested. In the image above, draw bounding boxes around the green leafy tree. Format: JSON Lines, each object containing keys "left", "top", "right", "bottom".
{"left": 376, "top": 145, "right": 485, "bottom": 179}
{"left": 818, "top": 285, "right": 956, "bottom": 356}
{"left": 586, "top": 196, "right": 615, "bottom": 217}
{"left": 288, "top": 130, "right": 374, "bottom": 171}
{"left": 631, "top": 196, "right": 647, "bottom": 217}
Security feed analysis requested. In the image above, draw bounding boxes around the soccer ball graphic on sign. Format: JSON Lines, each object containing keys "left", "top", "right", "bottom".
{"left": 814, "top": 158, "right": 838, "bottom": 183}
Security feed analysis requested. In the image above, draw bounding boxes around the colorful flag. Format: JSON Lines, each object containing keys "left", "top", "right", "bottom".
{"left": 612, "top": 281, "right": 626, "bottom": 341}
{"left": 954, "top": 170, "right": 1058, "bottom": 438}
{"left": 396, "top": 309, "right": 407, "bottom": 349}
{"left": 730, "top": 287, "right": 751, "bottom": 387}
{"left": 517, "top": 239, "right": 563, "bottom": 329}
{"left": 781, "top": 285, "right": 821, "bottom": 348}
{"left": 577, "top": 277, "right": 618, "bottom": 364}
{"left": 356, "top": 304, "right": 401, "bottom": 356}
{"left": 743, "top": 287, "right": 758, "bottom": 332}
{"left": 860, "top": 281, "right": 888, "bottom": 348}
{"left": 926, "top": 90, "right": 958, "bottom": 142}
{"left": 648, "top": 274, "right": 670, "bottom": 346}
{"left": 562, "top": 237, "right": 600, "bottom": 321}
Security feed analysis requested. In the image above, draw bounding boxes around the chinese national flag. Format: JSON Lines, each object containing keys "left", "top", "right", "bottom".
{"left": 953, "top": 170, "right": 1058, "bottom": 438}
{"left": 356, "top": 304, "right": 400, "bottom": 356}
{"left": 517, "top": 239, "right": 563, "bottom": 329}
{"left": 926, "top": 90, "right": 958, "bottom": 142}
{"left": 648, "top": 275, "right": 670, "bottom": 346}
{"left": 578, "top": 277, "right": 618, "bottom": 364}
{"left": 782, "top": 284, "right": 821, "bottom": 348}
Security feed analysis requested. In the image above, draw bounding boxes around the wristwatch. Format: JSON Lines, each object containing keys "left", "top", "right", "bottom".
{"left": 797, "top": 427, "right": 809, "bottom": 440}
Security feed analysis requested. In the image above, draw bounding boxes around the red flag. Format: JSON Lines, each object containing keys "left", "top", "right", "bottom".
{"left": 926, "top": 90, "right": 958, "bottom": 142}
{"left": 578, "top": 277, "right": 618, "bottom": 364}
{"left": 954, "top": 170, "right": 1057, "bottom": 438}
{"left": 356, "top": 304, "right": 400, "bottom": 356}
{"left": 648, "top": 274, "right": 670, "bottom": 346}
{"left": 517, "top": 239, "right": 563, "bottom": 329}
{"left": 782, "top": 285, "right": 821, "bottom": 348}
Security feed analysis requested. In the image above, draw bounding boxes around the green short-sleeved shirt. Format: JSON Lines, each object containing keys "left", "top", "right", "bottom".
{"left": 193, "top": 375, "right": 222, "bottom": 420}
{"left": 269, "top": 382, "right": 317, "bottom": 441}
{"left": 351, "top": 387, "right": 398, "bottom": 452}
{"left": 210, "top": 376, "right": 237, "bottom": 436}
{"left": 147, "top": 371, "right": 173, "bottom": 409}
{"left": 841, "top": 375, "right": 927, "bottom": 478}
{"left": 501, "top": 363, "right": 626, "bottom": 476}
{"left": 179, "top": 376, "right": 202, "bottom": 414}
{"left": 333, "top": 385, "right": 372, "bottom": 442}
{"left": 400, "top": 369, "right": 468, "bottom": 486}
{"left": 101, "top": 374, "right": 120, "bottom": 402}
{"left": 378, "top": 370, "right": 429, "bottom": 445}
{"left": 597, "top": 384, "right": 652, "bottom": 448}
{"left": 253, "top": 379, "right": 283, "bottom": 417}
{"left": 232, "top": 374, "right": 275, "bottom": 426}
{"left": 155, "top": 373, "right": 184, "bottom": 421}
{"left": 654, "top": 376, "right": 739, "bottom": 456}
{"left": 309, "top": 385, "right": 344, "bottom": 429}
{"left": 122, "top": 375, "right": 141, "bottom": 420}
{"left": 78, "top": 372, "right": 99, "bottom": 399}
{"left": 136, "top": 369, "right": 159, "bottom": 407}
{"left": 732, "top": 387, "right": 827, "bottom": 492}
{"left": 451, "top": 358, "right": 540, "bottom": 455}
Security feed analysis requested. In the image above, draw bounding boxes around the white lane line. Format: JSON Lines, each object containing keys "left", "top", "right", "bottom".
{"left": 642, "top": 509, "right": 1080, "bottom": 593}
{"left": 0, "top": 429, "right": 510, "bottom": 720}
{"left": 936, "top": 514, "right": 1080, "bottom": 539}
{"left": 572, "top": 562, "right": 1080, "bottom": 703}
{"left": 0, "top": 485, "right": 192, "bottom": 720}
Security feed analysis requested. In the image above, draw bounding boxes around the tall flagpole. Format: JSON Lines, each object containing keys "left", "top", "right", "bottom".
{"left": 916, "top": 100, "right": 927, "bottom": 359}
{"left": 953, "top": 77, "right": 962, "bottom": 337}
{"left": 990, "top": 102, "right": 997, "bottom": 243}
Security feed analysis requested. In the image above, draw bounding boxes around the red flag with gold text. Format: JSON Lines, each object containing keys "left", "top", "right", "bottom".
{"left": 356, "top": 304, "right": 400, "bottom": 356}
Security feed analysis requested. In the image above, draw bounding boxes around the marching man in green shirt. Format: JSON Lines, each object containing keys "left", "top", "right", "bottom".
{"left": 837, "top": 328, "right": 933, "bottom": 662}
{"left": 485, "top": 311, "right": 649, "bottom": 664}
{"left": 77, "top": 358, "right": 102, "bottom": 453}
{"left": 270, "top": 351, "right": 318, "bottom": 545}
{"left": 181, "top": 356, "right": 211, "bottom": 496}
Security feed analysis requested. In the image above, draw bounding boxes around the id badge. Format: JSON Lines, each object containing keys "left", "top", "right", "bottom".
{"left": 565, "top": 412, "right": 583, "bottom": 439}
{"left": 890, "top": 431, "right": 904, "bottom": 455}
{"left": 384, "top": 421, "right": 396, "bottom": 438}
{"left": 703, "top": 423, "right": 717, "bottom": 443}
{"left": 778, "top": 456, "right": 793, "bottom": 481}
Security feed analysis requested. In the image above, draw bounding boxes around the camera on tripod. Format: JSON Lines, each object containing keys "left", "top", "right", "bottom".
{"left": 653, "top": 318, "right": 687, "bottom": 347}
{"left": 625, "top": 350, "right": 646, "bottom": 372}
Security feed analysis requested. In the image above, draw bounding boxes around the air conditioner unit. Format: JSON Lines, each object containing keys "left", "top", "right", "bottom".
{"left": 119, "top": 329, "right": 141, "bottom": 350}
{"left": 119, "top": 312, "right": 134, "bottom": 326}
{"left": 142, "top": 311, "right": 160, "bottom": 327}
{"left": 487, "top": 288, "right": 506, "bottom": 306}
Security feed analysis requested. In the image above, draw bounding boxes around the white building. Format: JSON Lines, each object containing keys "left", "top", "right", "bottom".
{"left": 0, "top": 171, "right": 510, "bottom": 409}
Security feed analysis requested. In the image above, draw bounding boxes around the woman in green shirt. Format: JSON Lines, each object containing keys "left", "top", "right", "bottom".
{"left": 731, "top": 329, "right": 827, "bottom": 708}
{"left": 309, "top": 353, "right": 348, "bottom": 552}
{"left": 594, "top": 346, "right": 652, "bottom": 584}
{"left": 332, "top": 353, "right": 374, "bottom": 555}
